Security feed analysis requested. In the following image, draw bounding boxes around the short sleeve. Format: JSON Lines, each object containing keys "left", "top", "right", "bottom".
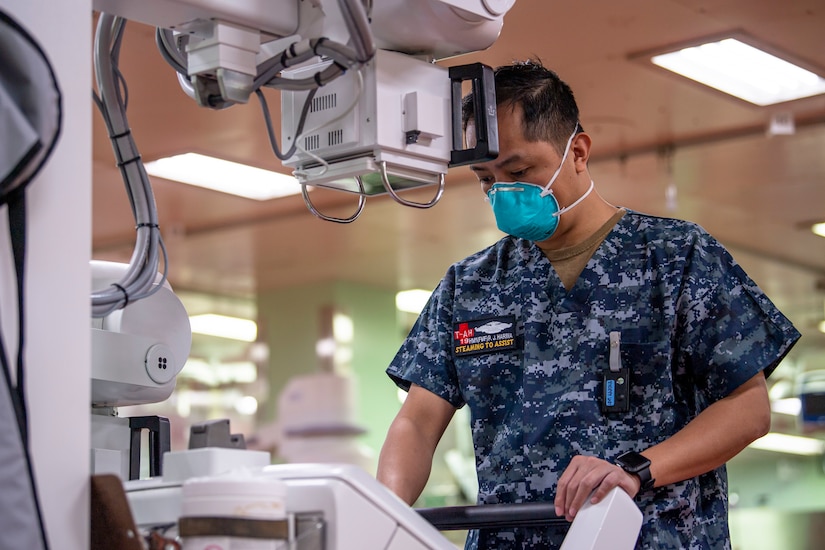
{"left": 678, "top": 234, "right": 800, "bottom": 402}
{"left": 386, "top": 265, "right": 466, "bottom": 408}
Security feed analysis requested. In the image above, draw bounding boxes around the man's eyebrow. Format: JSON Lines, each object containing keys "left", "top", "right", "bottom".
{"left": 469, "top": 154, "right": 526, "bottom": 173}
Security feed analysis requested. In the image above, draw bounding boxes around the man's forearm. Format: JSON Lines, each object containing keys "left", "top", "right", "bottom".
{"left": 377, "top": 384, "right": 457, "bottom": 504}
{"left": 643, "top": 372, "right": 770, "bottom": 487}
{"left": 377, "top": 416, "right": 435, "bottom": 505}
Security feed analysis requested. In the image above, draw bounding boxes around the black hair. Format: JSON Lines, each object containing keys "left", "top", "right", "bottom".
{"left": 462, "top": 59, "right": 582, "bottom": 152}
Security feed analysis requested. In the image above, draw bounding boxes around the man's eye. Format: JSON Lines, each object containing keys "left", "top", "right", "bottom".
{"left": 511, "top": 169, "right": 528, "bottom": 179}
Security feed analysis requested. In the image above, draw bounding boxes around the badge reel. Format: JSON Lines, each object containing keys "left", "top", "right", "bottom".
{"left": 602, "top": 331, "right": 630, "bottom": 414}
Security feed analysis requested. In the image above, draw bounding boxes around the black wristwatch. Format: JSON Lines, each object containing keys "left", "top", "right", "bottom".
{"left": 615, "top": 451, "right": 655, "bottom": 492}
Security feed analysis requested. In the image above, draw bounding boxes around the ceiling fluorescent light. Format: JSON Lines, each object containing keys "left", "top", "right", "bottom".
{"left": 812, "top": 222, "right": 825, "bottom": 238}
{"left": 189, "top": 313, "right": 257, "bottom": 342}
{"left": 178, "top": 358, "right": 257, "bottom": 386}
{"left": 748, "top": 432, "right": 825, "bottom": 456}
{"left": 649, "top": 37, "right": 825, "bottom": 106}
{"left": 396, "top": 289, "right": 432, "bottom": 314}
{"left": 145, "top": 152, "right": 303, "bottom": 200}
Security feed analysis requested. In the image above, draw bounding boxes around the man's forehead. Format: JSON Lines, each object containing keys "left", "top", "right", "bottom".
{"left": 466, "top": 101, "right": 521, "bottom": 128}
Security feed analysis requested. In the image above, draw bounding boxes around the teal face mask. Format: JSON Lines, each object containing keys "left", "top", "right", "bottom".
{"left": 487, "top": 128, "right": 593, "bottom": 241}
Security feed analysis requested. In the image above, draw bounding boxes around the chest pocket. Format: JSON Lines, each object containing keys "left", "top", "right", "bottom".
{"left": 608, "top": 339, "right": 681, "bottom": 441}
{"left": 620, "top": 340, "right": 672, "bottom": 397}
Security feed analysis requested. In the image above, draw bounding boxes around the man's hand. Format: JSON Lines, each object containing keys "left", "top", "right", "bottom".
{"left": 554, "top": 455, "right": 640, "bottom": 521}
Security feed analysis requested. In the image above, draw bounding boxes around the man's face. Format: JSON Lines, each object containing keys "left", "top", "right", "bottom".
{"left": 467, "top": 104, "right": 567, "bottom": 196}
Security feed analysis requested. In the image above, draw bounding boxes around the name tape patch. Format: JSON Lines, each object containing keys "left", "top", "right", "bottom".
{"left": 453, "top": 316, "right": 516, "bottom": 357}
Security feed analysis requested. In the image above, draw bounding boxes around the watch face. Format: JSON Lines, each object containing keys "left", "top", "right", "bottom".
{"left": 619, "top": 452, "right": 650, "bottom": 471}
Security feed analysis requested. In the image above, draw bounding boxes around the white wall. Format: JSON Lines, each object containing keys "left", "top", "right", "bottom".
{"left": 0, "top": 1, "right": 91, "bottom": 548}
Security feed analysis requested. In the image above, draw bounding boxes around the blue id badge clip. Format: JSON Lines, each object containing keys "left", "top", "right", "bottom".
{"left": 602, "top": 331, "right": 630, "bottom": 414}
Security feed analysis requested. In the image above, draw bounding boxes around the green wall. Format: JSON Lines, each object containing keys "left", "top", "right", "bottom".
{"left": 257, "top": 281, "right": 404, "bottom": 470}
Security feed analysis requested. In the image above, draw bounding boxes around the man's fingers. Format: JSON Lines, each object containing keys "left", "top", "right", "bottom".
{"left": 588, "top": 466, "right": 631, "bottom": 504}
{"left": 553, "top": 460, "right": 578, "bottom": 518}
{"left": 556, "top": 456, "right": 634, "bottom": 520}
{"left": 566, "top": 464, "right": 613, "bottom": 519}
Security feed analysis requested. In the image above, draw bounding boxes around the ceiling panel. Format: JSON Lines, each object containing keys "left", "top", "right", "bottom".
{"left": 92, "top": 0, "right": 825, "bottom": 363}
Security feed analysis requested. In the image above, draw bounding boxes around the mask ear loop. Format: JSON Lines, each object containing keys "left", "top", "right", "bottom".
{"left": 553, "top": 179, "right": 595, "bottom": 218}
{"left": 539, "top": 128, "right": 579, "bottom": 198}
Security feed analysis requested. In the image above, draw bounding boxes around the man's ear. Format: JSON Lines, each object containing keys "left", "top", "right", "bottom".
{"left": 571, "top": 132, "right": 592, "bottom": 172}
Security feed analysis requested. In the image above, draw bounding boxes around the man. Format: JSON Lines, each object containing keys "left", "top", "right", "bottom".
{"left": 376, "top": 61, "right": 801, "bottom": 549}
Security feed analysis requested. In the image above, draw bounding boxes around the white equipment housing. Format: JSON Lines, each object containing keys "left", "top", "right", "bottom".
{"left": 369, "top": 0, "right": 515, "bottom": 60}
{"left": 90, "top": 260, "right": 191, "bottom": 407}
{"left": 281, "top": 49, "right": 453, "bottom": 194}
{"left": 90, "top": 261, "right": 191, "bottom": 480}
{"left": 279, "top": 0, "right": 509, "bottom": 197}
{"left": 124, "top": 450, "right": 643, "bottom": 549}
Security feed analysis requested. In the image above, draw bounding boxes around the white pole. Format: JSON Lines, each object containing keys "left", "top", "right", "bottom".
{"left": 0, "top": 1, "right": 92, "bottom": 548}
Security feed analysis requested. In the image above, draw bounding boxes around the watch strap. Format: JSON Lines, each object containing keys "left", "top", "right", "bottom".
{"left": 633, "top": 463, "right": 654, "bottom": 491}
{"left": 615, "top": 451, "right": 655, "bottom": 492}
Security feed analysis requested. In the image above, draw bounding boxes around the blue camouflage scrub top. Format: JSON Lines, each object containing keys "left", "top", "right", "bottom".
{"left": 387, "top": 210, "right": 801, "bottom": 550}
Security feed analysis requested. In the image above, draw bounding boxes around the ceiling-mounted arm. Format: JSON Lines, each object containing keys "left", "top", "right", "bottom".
{"left": 93, "top": 0, "right": 515, "bottom": 222}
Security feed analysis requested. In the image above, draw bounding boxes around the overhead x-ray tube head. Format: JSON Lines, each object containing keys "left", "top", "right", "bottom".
{"left": 280, "top": 49, "right": 499, "bottom": 213}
